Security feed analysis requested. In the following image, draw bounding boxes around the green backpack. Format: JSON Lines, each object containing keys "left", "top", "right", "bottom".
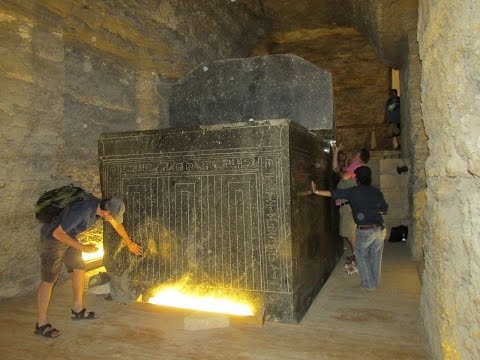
{"left": 35, "top": 184, "right": 98, "bottom": 223}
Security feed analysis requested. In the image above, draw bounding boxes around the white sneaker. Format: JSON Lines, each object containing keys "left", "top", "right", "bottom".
{"left": 345, "top": 263, "right": 359, "bottom": 275}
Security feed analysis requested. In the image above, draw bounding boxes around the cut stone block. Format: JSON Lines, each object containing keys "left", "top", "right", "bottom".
{"left": 184, "top": 313, "right": 230, "bottom": 331}
{"left": 380, "top": 158, "right": 411, "bottom": 174}
{"left": 383, "top": 205, "right": 409, "bottom": 220}
{"left": 380, "top": 174, "right": 408, "bottom": 189}
{"left": 128, "top": 301, "right": 265, "bottom": 329}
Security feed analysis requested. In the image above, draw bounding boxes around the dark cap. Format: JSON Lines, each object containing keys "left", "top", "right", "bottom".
{"left": 104, "top": 197, "right": 125, "bottom": 224}
{"left": 354, "top": 166, "right": 372, "bottom": 178}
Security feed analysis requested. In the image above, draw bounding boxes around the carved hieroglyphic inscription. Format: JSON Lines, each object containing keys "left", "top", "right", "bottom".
{"left": 100, "top": 135, "right": 291, "bottom": 294}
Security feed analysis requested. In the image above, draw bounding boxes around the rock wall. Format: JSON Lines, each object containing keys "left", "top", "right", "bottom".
{"left": 418, "top": 1, "right": 480, "bottom": 358}
{"left": 343, "top": 0, "right": 419, "bottom": 68}
{"left": 0, "top": 0, "right": 265, "bottom": 301}
{"left": 401, "top": 31, "right": 426, "bottom": 262}
{"left": 0, "top": 4, "right": 67, "bottom": 298}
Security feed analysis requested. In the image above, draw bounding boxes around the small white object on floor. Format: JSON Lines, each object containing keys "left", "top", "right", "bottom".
{"left": 184, "top": 312, "right": 230, "bottom": 331}
{"left": 344, "top": 263, "right": 359, "bottom": 275}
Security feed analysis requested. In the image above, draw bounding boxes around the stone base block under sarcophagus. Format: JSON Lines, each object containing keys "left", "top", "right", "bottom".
{"left": 98, "top": 119, "right": 341, "bottom": 323}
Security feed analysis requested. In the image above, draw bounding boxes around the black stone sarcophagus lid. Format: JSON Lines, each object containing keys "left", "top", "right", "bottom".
{"left": 169, "top": 54, "right": 333, "bottom": 131}
{"left": 98, "top": 120, "right": 340, "bottom": 323}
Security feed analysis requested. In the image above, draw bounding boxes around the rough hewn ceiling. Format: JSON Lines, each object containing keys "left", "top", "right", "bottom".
{"left": 4, "top": 0, "right": 418, "bottom": 74}
{"left": 260, "top": 0, "right": 346, "bottom": 29}
{"left": 260, "top": 0, "right": 419, "bottom": 67}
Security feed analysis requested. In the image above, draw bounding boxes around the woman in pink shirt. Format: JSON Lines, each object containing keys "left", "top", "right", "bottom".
{"left": 339, "top": 147, "right": 370, "bottom": 180}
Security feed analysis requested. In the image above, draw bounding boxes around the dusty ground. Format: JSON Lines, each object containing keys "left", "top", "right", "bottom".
{"left": 0, "top": 241, "right": 429, "bottom": 359}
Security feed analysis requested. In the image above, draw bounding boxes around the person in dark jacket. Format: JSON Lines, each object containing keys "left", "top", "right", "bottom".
{"left": 35, "top": 197, "right": 142, "bottom": 338}
{"left": 311, "top": 166, "right": 388, "bottom": 291}
{"left": 385, "top": 88, "right": 401, "bottom": 150}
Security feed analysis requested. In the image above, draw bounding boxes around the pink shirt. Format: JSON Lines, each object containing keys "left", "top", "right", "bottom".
{"left": 335, "top": 159, "right": 362, "bottom": 206}
{"left": 342, "top": 159, "right": 362, "bottom": 180}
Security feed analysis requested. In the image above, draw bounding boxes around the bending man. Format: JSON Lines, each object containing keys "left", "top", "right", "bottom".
{"left": 35, "top": 196, "right": 142, "bottom": 338}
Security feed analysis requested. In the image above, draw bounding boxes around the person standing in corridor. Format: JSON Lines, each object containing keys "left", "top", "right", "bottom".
{"left": 332, "top": 144, "right": 370, "bottom": 266}
{"left": 311, "top": 166, "right": 388, "bottom": 291}
{"left": 384, "top": 88, "right": 401, "bottom": 150}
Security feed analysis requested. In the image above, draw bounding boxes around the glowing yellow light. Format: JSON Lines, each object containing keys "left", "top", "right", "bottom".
{"left": 82, "top": 247, "right": 104, "bottom": 262}
{"left": 148, "top": 283, "right": 254, "bottom": 316}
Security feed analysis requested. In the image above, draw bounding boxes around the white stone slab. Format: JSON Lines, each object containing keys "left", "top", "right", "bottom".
{"left": 184, "top": 312, "right": 230, "bottom": 331}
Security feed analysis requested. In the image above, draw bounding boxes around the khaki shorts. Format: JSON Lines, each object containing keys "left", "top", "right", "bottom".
{"left": 387, "top": 123, "right": 400, "bottom": 137}
{"left": 40, "top": 243, "right": 86, "bottom": 283}
{"left": 339, "top": 204, "right": 356, "bottom": 238}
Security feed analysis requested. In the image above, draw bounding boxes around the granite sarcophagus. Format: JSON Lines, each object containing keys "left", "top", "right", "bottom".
{"left": 98, "top": 119, "right": 340, "bottom": 323}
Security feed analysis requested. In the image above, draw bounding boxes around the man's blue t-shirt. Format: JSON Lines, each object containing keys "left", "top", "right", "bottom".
{"left": 332, "top": 185, "right": 388, "bottom": 226}
{"left": 41, "top": 199, "right": 100, "bottom": 248}
{"left": 385, "top": 97, "right": 401, "bottom": 124}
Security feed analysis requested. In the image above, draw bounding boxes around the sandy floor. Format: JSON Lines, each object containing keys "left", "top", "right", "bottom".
{"left": 0, "top": 241, "right": 429, "bottom": 359}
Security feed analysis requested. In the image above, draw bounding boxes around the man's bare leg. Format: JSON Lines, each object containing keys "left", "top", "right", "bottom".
{"left": 349, "top": 235, "right": 356, "bottom": 256}
{"left": 72, "top": 269, "right": 85, "bottom": 313}
{"left": 346, "top": 235, "right": 357, "bottom": 264}
{"left": 36, "top": 281, "right": 60, "bottom": 337}
{"left": 37, "top": 281, "right": 54, "bottom": 326}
